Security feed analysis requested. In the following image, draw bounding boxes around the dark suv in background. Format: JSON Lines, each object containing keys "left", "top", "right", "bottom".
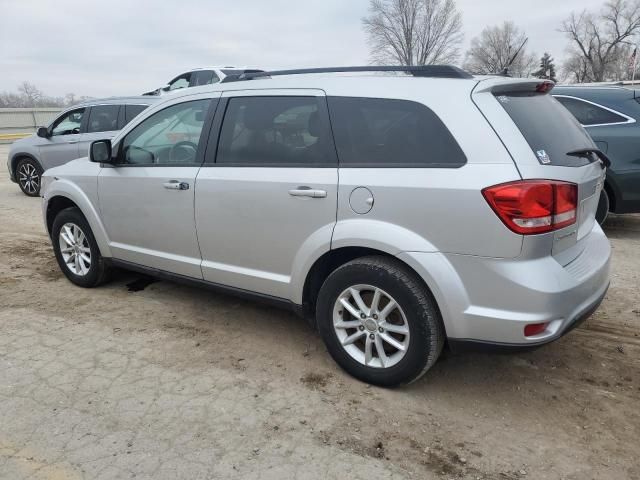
{"left": 553, "top": 85, "right": 640, "bottom": 223}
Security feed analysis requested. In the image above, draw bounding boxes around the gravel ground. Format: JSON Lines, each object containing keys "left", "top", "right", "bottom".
{"left": 1, "top": 144, "right": 639, "bottom": 479}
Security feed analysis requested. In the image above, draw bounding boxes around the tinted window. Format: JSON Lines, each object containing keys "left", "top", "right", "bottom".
{"left": 51, "top": 108, "right": 85, "bottom": 136}
{"left": 555, "top": 96, "right": 627, "bottom": 126}
{"left": 192, "top": 70, "right": 219, "bottom": 86}
{"left": 497, "top": 93, "right": 596, "bottom": 167}
{"left": 87, "top": 105, "right": 120, "bottom": 133}
{"left": 121, "top": 99, "right": 211, "bottom": 165}
{"left": 217, "top": 96, "right": 336, "bottom": 166}
{"left": 168, "top": 73, "right": 190, "bottom": 91}
{"left": 327, "top": 97, "right": 466, "bottom": 167}
{"left": 125, "top": 104, "right": 149, "bottom": 124}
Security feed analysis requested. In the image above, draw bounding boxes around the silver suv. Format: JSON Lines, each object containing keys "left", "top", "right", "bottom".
{"left": 7, "top": 97, "right": 157, "bottom": 196}
{"left": 41, "top": 66, "right": 611, "bottom": 387}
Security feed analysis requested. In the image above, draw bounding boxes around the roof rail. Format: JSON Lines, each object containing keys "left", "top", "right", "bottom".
{"left": 220, "top": 65, "right": 473, "bottom": 83}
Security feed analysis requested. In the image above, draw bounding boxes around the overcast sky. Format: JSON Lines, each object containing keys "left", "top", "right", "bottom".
{"left": 1, "top": 0, "right": 607, "bottom": 98}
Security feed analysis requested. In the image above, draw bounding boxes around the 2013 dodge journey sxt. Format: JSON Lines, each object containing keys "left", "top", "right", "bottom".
{"left": 41, "top": 66, "right": 611, "bottom": 387}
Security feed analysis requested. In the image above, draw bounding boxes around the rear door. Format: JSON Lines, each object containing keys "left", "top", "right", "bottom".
{"left": 194, "top": 90, "right": 338, "bottom": 299}
{"left": 78, "top": 104, "right": 121, "bottom": 157}
{"left": 473, "top": 80, "right": 606, "bottom": 262}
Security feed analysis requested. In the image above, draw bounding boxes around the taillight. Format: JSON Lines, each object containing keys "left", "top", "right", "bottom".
{"left": 482, "top": 180, "right": 577, "bottom": 235}
{"left": 535, "top": 81, "right": 554, "bottom": 93}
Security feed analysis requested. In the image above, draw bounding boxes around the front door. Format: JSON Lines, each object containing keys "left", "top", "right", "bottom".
{"left": 39, "top": 107, "right": 85, "bottom": 169}
{"left": 98, "top": 96, "right": 217, "bottom": 278}
{"left": 195, "top": 91, "right": 338, "bottom": 299}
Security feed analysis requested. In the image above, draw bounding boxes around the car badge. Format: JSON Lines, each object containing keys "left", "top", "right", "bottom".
{"left": 536, "top": 150, "right": 551, "bottom": 164}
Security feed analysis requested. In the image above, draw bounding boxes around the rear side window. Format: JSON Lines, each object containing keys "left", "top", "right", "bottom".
{"left": 496, "top": 93, "right": 596, "bottom": 167}
{"left": 87, "top": 105, "right": 120, "bottom": 133}
{"left": 192, "top": 70, "right": 219, "bottom": 86}
{"left": 327, "top": 97, "right": 466, "bottom": 167}
{"left": 554, "top": 96, "right": 628, "bottom": 126}
{"left": 125, "top": 104, "right": 149, "bottom": 124}
{"left": 216, "top": 96, "right": 337, "bottom": 166}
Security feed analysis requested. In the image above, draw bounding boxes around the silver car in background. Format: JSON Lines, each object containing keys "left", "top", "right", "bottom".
{"left": 7, "top": 97, "right": 157, "bottom": 196}
{"left": 40, "top": 66, "right": 611, "bottom": 387}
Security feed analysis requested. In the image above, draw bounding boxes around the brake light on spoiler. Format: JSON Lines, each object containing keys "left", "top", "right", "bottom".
{"left": 482, "top": 180, "right": 578, "bottom": 235}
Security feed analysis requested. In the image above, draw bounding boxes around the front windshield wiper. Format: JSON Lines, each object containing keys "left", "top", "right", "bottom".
{"left": 566, "top": 148, "right": 611, "bottom": 169}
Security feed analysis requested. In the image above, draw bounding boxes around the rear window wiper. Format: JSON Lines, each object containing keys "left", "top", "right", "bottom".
{"left": 566, "top": 148, "right": 611, "bottom": 169}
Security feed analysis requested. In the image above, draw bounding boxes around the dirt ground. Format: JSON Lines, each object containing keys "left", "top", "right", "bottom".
{"left": 0, "top": 144, "right": 638, "bottom": 480}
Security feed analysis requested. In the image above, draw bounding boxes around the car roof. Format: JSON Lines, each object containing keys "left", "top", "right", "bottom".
{"left": 553, "top": 85, "right": 637, "bottom": 101}
{"left": 74, "top": 96, "right": 159, "bottom": 107}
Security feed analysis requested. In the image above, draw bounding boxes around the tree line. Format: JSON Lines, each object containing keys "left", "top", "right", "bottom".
{"left": 0, "top": 81, "right": 91, "bottom": 108}
{"left": 363, "top": 0, "right": 640, "bottom": 83}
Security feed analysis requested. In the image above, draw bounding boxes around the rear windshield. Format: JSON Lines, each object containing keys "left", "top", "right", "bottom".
{"left": 496, "top": 92, "right": 596, "bottom": 167}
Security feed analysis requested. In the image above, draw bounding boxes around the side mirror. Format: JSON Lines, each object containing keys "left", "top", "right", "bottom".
{"left": 36, "top": 127, "right": 49, "bottom": 138}
{"left": 90, "top": 140, "right": 113, "bottom": 163}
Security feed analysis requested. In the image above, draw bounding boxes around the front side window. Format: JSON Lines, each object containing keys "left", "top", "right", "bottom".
{"left": 51, "top": 108, "right": 85, "bottom": 136}
{"left": 87, "top": 105, "right": 120, "bottom": 133}
{"left": 554, "top": 96, "right": 628, "bottom": 126}
{"left": 120, "top": 99, "right": 211, "bottom": 165}
{"left": 216, "top": 96, "right": 336, "bottom": 166}
{"left": 327, "top": 97, "right": 466, "bottom": 167}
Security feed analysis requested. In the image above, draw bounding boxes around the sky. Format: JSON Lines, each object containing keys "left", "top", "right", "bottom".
{"left": 0, "top": 0, "right": 608, "bottom": 98}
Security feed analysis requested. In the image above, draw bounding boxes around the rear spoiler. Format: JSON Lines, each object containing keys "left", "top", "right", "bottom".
{"left": 473, "top": 78, "right": 555, "bottom": 95}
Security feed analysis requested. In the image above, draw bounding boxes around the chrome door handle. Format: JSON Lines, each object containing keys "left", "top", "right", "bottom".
{"left": 288, "top": 187, "right": 327, "bottom": 198}
{"left": 163, "top": 180, "right": 190, "bottom": 190}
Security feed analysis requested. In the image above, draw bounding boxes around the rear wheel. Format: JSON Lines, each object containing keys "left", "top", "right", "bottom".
{"left": 16, "top": 158, "right": 42, "bottom": 197}
{"left": 316, "top": 256, "right": 444, "bottom": 387}
{"left": 595, "top": 189, "right": 610, "bottom": 225}
{"left": 52, "top": 207, "right": 111, "bottom": 287}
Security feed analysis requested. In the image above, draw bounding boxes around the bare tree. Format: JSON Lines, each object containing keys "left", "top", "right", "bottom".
{"left": 17, "top": 81, "right": 43, "bottom": 107}
{"left": 0, "top": 82, "right": 88, "bottom": 108}
{"left": 560, "top": 0, "right": 640, "bottom": 82}
{"left": 362, "top": 0, "right": 463, "bottom": 65}
{"left": 463, "top": 21, "right": 538, "bottom": 77}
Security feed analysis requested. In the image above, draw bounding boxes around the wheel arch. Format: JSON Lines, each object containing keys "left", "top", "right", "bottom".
{"left": 11, "top": 153, "right": 42, "bottom": 182}
{"left": 300, "top": 246, "right": 446, "bottom": 332}
{"left": 45, "top": 186, "right": 112, "bottom": 258}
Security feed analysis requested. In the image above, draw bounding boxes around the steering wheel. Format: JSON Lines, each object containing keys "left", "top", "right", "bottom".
{"left": 169, "top": 141, "right": 198, "bottom": 163}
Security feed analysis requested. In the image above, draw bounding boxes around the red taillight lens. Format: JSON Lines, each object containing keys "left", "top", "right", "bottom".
{"left": 524, "top": 322, "right": 549, "bottom": 337}
{"left": 482, "top": 180, "right": 577, "bottom": 235}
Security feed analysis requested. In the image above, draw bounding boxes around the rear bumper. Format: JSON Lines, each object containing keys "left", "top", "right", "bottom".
{"left": 398, "top": 222, "right": 611, "bottom": 347}
{"left": 447, "top": 281, "right": 608, "bottom": 353}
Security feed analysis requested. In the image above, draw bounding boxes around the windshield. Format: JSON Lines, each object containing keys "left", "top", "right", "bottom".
{"left": 496, "top": 92, "right": 597, "bottom": 167}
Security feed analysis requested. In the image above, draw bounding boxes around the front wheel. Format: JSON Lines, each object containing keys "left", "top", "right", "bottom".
{"left": 316, "top": 256, "right": 444, "bottom": 387}
{"left": 16, "top": 158, "right": 43, "bottom": 197}
{"left": 51, "top": 207, "right": 111, "bottom": 288}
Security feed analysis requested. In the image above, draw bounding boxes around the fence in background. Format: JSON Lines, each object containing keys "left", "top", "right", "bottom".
{"left": 0, "top": 108, "right": 62, "bottom": 143}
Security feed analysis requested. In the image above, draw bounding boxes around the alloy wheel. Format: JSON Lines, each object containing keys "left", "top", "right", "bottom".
{"left": 58, "top": 223, "right": 92, "bottom": 276}
{"left": 332, "top": 284, "right": 410, "bottom": 369}
{"left": 18, "top": 163, "right": 40, "bottom": 195}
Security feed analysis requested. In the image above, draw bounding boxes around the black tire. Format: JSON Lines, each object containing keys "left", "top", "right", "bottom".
{"left": 316, "top": 256, "right": 445, "bottom": 387}
{"left": 595, "top": 188, "right": 610, "bottom": 225}
{"left": 51, "top": 207, "right": 111, "bottom": 288}
{"left": 16, "top": 157, "right": 43, "bottom": 197}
